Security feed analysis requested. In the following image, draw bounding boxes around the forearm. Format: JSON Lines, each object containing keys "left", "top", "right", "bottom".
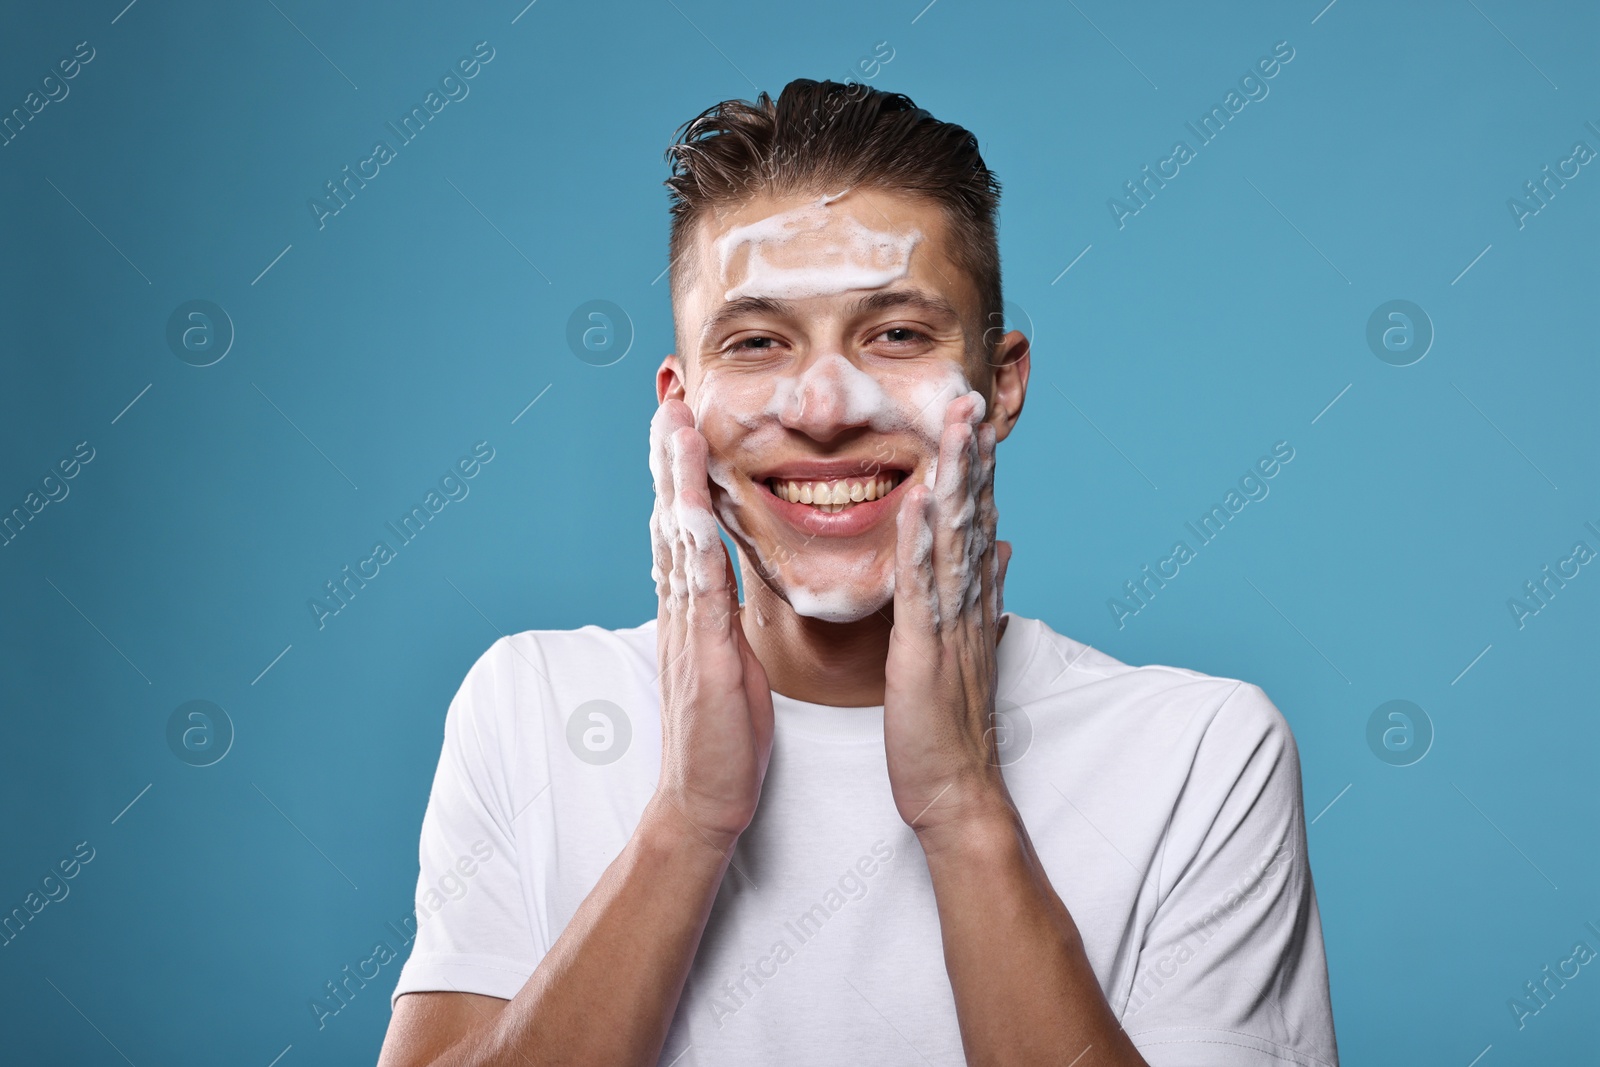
{"left": 452, "top": 794, "right": 734, "bottom": 1067}
{"left": 919, "top": 806, "right": 1149, "bottom": 1067}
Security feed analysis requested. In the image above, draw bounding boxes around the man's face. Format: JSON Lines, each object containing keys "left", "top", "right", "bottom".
{"left": 658, "top": 187, "right": 1013, "bottom": 624}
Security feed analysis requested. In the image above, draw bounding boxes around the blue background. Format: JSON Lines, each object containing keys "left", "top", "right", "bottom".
{"left": 2, "top": 0, "right": 1596, "bottom": 1063}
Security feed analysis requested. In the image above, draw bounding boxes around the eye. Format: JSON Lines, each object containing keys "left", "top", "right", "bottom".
{"left": 871, "top": 326, "right": 929, "bottom": 346}
{"left": 725, "top": 334, "right": 783, "bottom": 355}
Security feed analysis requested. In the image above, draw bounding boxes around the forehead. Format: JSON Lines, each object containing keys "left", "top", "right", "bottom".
{"left": 677, "top": 188, "right": 975, "bottom": 329}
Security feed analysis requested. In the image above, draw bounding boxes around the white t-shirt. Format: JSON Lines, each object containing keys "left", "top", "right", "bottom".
{"left": 390, "top": 613, "right": 1339, "bottom": 1067}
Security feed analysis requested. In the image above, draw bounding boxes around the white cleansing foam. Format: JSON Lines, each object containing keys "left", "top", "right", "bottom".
{"left": 714, "top": 189, "right": 922, "bottom": 302}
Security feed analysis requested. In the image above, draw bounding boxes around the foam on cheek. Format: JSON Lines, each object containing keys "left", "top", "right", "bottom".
{"left": 904, "top": 364, "right": 984, "bottom": 487}
{"left": 705, "top": 450, "right": 751, "bottom": 542}
{"left": 716, "top": 189, "right": 922, "bottom": 301}
{"left": 908, "top": 364, "right": 981, "bottom": 439}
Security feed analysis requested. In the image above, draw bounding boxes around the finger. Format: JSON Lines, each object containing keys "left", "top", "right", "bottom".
{"left": 651, "top": 428, "right": 686, "bottom": 682}
{"left": 650, "top": 400, "right": 690, "bottom": 602}
{"left": 661, "top": 431, "right": 689, "bottom": 605}
{"left": 649, "top": 422, "right": 676, "bottom": 602}
{"left": 972, "top": 421, "right": 998, "bottom": 620}
{"left": 932, "top": 408, "right": 976, "bottom": 628}
{"left": 670, "top": 425, "right": 733, "bottom": 630}
{"left": 649, "top": 507, "right": 672, "bottom": 600}
{"left": 649, "top": 400, "right": 692, "bottom": 506}
{"left": 893, "top": 483, "right": 939, "bottom": 635}
{"left": 960, "top": 424, "right": 985, "bottom": 619}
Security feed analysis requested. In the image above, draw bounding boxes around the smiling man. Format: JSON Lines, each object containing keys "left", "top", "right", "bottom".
{"left": 379, "top": 79, "right": 1338, "bottom": 1067}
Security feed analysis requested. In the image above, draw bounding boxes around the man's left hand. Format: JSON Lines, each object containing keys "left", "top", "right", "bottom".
{"left": 883, "top": 392, "right": 1015, "bottom": 845}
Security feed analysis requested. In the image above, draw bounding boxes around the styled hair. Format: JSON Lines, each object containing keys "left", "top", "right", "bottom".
{"left": 663, "top": 78, "right": 1002, "bottom": 355}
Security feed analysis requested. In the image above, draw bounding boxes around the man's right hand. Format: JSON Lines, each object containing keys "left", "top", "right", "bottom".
{"left": 648, "top": 399, "right": 774, "bottom": 852}
{"left": 379, "top": 403, "right": 776, "bottom": 1067}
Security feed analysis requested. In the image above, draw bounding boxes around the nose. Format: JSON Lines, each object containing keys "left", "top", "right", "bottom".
{"left": 775, "top": 353, "right": 884, "bottom": 441}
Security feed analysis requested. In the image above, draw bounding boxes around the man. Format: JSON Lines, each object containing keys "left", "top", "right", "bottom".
{"left": 378, "top": 79, "right": 1338, "bottom": 1066}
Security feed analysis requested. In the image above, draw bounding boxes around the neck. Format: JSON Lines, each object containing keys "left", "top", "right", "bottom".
{"left": 737, "top": 555, "right": 894, "bottom": 707}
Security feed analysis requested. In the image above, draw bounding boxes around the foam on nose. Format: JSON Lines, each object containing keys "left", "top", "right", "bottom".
{"left": 770, "top": 353, "right": 890, "bottom": 426}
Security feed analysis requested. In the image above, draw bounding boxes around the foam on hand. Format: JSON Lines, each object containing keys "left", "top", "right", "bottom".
{"left": 652, "top": 416, "right": 731, "bottom": 599}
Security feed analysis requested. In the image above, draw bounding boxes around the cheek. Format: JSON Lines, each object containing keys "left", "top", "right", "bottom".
{"left": 693, "top": 377, "right": 764, "bottom": 536}
{"left": 884, "top": 363, "right": 975, "bottom": 440}
{"left": 695, "top": 371, "right": 788, "bottom": 451}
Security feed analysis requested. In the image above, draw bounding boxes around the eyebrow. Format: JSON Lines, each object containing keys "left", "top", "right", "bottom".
{"left": 698, "top": 287, "right": 962, "bottom": 347}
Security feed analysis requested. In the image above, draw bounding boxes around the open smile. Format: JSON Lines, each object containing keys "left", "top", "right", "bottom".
{"left": 764, "top": 471, "right": 906, "bottom": 512}
{"left": 751, "top": 463, "right": 912, "bottom": 537}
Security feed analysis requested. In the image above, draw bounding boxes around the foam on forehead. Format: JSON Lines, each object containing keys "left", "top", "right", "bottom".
{"left": 715, "top": 188, "right": 922, "bottom": 302}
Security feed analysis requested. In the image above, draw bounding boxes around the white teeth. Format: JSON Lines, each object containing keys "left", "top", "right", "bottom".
{"left": 768, "top": 472, "right": 904, "bottom": 510}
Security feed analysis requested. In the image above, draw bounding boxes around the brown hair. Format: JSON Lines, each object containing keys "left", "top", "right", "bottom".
{"left": 663, "top": 78, "right": 1002, "bottom": 357}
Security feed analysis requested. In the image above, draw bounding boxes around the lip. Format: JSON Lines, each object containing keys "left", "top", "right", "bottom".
{"left": 755, "top": 470, "right": 911, "bottom": 538}
{"left": 753, "top": 458, "right": 912, "bottom": 481}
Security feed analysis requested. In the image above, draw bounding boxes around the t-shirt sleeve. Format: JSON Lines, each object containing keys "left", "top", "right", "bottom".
{"left": 1122, "top": 682, "right": 1339, "bottom": 1067}
{"left": 390, "top": 636, "right": 547, "bottom": 1008}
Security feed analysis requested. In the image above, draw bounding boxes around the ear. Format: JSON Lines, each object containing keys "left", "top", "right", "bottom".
{"left": 656, "top": 354, "right": 688, "bottom": 405}
{"left": 985, "top": 330, "right": 1030, "bottom": 443}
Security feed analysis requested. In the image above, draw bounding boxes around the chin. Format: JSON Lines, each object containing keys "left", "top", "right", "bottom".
{"left": 770, "top": 553, "right": 896, "bottom": 624}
